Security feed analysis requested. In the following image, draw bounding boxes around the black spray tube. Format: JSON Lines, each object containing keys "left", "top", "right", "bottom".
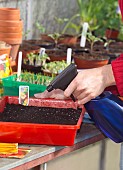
{"left": 47, "top": 63, "right": 78, "bottom": 101}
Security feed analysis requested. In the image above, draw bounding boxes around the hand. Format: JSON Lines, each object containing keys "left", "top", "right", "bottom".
{"left": 64, "top": 65, "right": 116, "bottom": 105}
{"left": 34, "top": 89, "right": 70, "bottom": 100}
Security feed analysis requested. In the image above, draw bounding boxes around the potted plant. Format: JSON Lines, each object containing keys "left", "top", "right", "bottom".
{"left": 105, "top": 16, "right": 121, "bottom": 39}
{"left": 58, "top": 0, "right": 107, "bottom": 38}
{"left": 54, "top": 17, "right": 78, "bottom": 45}
{"left": 43, "top": 33, "right": 67, "bottom": 61}
{"left": 42, "top": 60, "right": 69, "bottom": 76}
{"left": 48, "top": 32, "right": 61, "bottom": 47}
{"left": 35, "top": 21, "right": 54, "bottom": 42}
{"left": 73, "top": 31, "right": 109, "bottom": 69}
{"left": 22, "top": 51, "right": 50, "bottom": 73}
{"left": 104, "top": 1, "right": 121, "bottom": 39}
{"left": 23, "top": 38, "right": 55, "bottom": 50}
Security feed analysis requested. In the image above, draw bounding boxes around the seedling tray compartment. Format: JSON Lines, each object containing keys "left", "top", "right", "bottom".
{"left": 0, "top": 96, "right": 85, "bottom": 146}
{"left": 2, "top": 74, "right": 51, "bottom": 97}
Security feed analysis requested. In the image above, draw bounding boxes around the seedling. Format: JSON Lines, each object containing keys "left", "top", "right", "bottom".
{"left": 35, "top": 21, "right": 46, "bottom": 34}
{"left": 25, "top": 52, "right": 50, "bottom": 66}
{"left": 87, "top": 32, "right": 103, "bottom": 53}
{"left": 18, "top": 71, "right": 53, "bottom": 86}
{"left": 42, "top": 60, "right": 69, "bottom": 76}
{"left": 48, "top": 33, "right": 61, "bottom": 46}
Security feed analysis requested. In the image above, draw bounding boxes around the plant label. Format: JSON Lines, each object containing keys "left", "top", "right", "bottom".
{"left": 17, "top": 51, "right": 22, "bottom": 81}
{"left": 39, "top": 48, "right": 45, "bottom": 57}
{"left": 67, "top": 48, "right": 72, "bottom": 64}
{"left": 80, "top": 22, "right": 89, "bottom": 47}
{"left": 19, "top": 86, "right": 29, "bottom": 106}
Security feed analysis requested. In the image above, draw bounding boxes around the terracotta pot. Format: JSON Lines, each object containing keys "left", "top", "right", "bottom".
{"left": 0, "top": 38, "right": 22, "bottom": 45}
{"left": 0, "top": 26, "right": 22, "bottom": 33}
{"left": 25, "top": 39, "right": 55, "bottom": 49}
{"left": 20, "top": 41, "right": 40, "bottom": 51}
{"left": 0, "top": 32, "right": 22, "bottom": 39}
{"left": 58, "top": 34, "right": 77, "bottom": 45}
{"left": 0, "top": 8, "right": 20, "bottom": 21}
{"left": 0, "top": 8, "right": 20, "bottom": 15}
{"left": 46, "top": 49, "right": 66, "bottom": 61}
{"left": 105, "top": 29, "right": 119, "bottom": 39}
{"left": 40, "top": 34, "right": 54, "bottom": 42}
{"left": 20, "top": 43, "right": 40, "bottom": 59}
{"left": 0, "top": 20, "right": 23, "bottom": 27}
{"left": 9, "top": 44, "right": 21, "bottom": 72}
{"left": 10, "top": 44, "right": 20, "bottom": 61}
{"left": 57, "top": 43, "right": 74, "bottom": 52}
{"left": 0, "top": 43, "right": 11, "bottom": 56}
{"left": 73, "top": 52, "right": 109, "bottom": 69}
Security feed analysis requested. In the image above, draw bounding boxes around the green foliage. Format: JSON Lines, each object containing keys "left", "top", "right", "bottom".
{"left": 58, "top": 0, "right": 107, "bottom": 35}
{"left": 103, "top": 37, "right": 115, "bottom": 49}
{"left": 19, "top": 72, "right": 53, "bottom": 86}
{"left": 87, "top": 32, "right": 103, "bottom": 52}
{"left": 54, "top": 0, "right": 121, "bottom": 37}
{"left": 22, "top": 30, "right": 30, "bottom": 39}
{"left": 104, "top": 1, "right": 121, "bottom": 30}
{"left": 54, "top": 17, "right": 69, "bottom": 33}
{"left": 95, "top": 0, "right": 121, "bottom": 36}
{"left": 25, "top": 52, "right": 50, "bottom": 66}
{"left": 118, "top": 22, "right": 123, "bottom": 40}
{"left": 48, "top": 33, "right": 61, "bottom": 45}
{"left": 77, "top": 0, "right": 105, "bottom": 31}
{"left": 42, "top": 60, "right": 69, "bottom": 75}
{"left": 35, "top": 21, "right": 46, "bottom": 34}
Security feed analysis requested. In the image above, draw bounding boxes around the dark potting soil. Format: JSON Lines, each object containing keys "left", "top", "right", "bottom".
{"left": 0, "top": 104, "right": 82, "bottom": 125}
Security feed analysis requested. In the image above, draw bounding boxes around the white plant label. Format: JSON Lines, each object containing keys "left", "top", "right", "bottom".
{"left": 67, "top": 48, "right": 72, "bottom": 64}
{"left": 39, "top": 48, "right": 45, "bottom": 57}
{"left": 80, "top": 22, "right": 89, "bottom": 47}
{"left": 17, "top": 51, "right": 22, "bottom": 81}
{"left": 19, "top": 86, "right": 29, "bottom": 106}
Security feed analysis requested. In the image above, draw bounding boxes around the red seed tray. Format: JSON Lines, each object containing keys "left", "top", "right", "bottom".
{"left": 0, "top": 96, "right": 85, "bottom": 146}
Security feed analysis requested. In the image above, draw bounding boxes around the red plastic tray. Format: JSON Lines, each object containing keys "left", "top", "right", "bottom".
{"left": 0, "top": 96, "right": 85, "bottom": 146}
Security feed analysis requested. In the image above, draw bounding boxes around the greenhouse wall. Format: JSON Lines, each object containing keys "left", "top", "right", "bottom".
{"left": 0, "top": 0, "right": 78, "bottom": 39}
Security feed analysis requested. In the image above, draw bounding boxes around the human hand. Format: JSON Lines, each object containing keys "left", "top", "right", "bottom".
{"left": 64, "top": 65, "right": 116, "bottom": 105}
{"left": 34, "top": 89, "right": 70, "bottom": 100}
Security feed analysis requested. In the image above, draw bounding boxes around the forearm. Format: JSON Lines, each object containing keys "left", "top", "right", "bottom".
{"left": 102, "top": 64, "right": 116, "bottom": 87}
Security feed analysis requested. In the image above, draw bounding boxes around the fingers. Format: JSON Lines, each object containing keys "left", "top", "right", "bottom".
{"left": 34, "top": 93, "right": 42, "bottom": 98}
{"left": 34, "top": 90, "right": 50, "bottom": 98}
{"left": 64, "top": 79, "right": 77, "bottom": 98}
{"left": 34, "top": 89, "right": 69, "bottom": 100}
{"left": 77, "top": 95, "right": 95, "bottom": 105}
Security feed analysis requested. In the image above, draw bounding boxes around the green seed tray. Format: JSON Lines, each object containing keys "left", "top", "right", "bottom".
{"left": 2, "top": 74, "right": 51, "bottom": 97}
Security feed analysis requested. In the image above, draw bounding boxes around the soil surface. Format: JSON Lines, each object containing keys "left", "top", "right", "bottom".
{"left": 0, "top": 104, "right": 82, "bottom": 125}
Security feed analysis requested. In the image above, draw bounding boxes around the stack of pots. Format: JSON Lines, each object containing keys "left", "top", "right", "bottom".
{"left": 0, "top": 8, "right": 23, "bottom": 61}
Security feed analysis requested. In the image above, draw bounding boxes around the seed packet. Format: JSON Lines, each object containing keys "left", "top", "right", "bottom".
{"left": 19, "top": 86, "right": 29, "bottom": 106}
{"left": 0, "top": 54, "right": 12, "bottom": 79}
{"left": 0, "top": 143, "right": 18, "bottom": 154}
{"left": 0, "top": 148, "right": 31, "bottom": 159}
